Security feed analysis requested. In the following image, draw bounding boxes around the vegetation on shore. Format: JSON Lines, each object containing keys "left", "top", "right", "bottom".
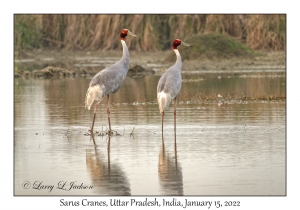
{"left": 14, "top": 14, "right": 286, "bottom": 53}
{"left": 165, "top": 33, "right": 258, "bottom": 62}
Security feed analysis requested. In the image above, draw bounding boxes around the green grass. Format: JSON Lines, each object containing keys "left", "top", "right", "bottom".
{"left": 14, "top": 15, "right": 42, "bottom": 51}
{"left": 165, "top": 33, "right": 258, "bottom": 62}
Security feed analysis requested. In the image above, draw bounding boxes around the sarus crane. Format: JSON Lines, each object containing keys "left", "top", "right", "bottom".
{"left": 85, "top": 29, "right": 137, "bottom": 133}
{"left": 157, "top": 39, "right": 191, "bottom": 138}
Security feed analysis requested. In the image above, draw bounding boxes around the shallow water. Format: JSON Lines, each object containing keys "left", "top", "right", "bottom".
{"left": 14, "top": 73, "right": 286, "bottom": 195}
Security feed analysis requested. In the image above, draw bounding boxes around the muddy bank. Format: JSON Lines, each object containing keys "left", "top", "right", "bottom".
{"left": 14, "top": 50, "right": 286, "bottom": 78}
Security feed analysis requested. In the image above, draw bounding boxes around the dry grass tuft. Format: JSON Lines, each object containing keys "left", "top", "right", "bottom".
{"left": 14, "top": 14, "right": 286, "bottom": 52}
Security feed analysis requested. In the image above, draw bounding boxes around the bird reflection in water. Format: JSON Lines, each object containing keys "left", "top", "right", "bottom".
{"left": 86, "top": 136, "right": 131, "bottom": 195}
{"left": 158, "top": 137, "right": 183, "bottom": 195}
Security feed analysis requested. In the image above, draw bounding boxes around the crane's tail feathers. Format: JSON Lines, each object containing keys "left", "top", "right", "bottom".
{"left": 85, "top": 85, "right": 103, "bottom": 110}
{"left": 157, "top": 91, "right": 171, "bottom": 114}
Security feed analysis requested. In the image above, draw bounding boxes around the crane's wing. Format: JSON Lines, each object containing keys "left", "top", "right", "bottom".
{"left": 157, "top": 67, "right": 182, "bottom": 99}
{"left": 89, "top": 61, "right": 127, "bottom": 95}
{"left": 157, "top": 73, "right": 167, "bottom": 93}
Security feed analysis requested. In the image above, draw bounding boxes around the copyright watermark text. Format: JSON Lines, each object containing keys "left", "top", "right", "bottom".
{"left": 22, "top": 181, "right": 93, "bottom": 192}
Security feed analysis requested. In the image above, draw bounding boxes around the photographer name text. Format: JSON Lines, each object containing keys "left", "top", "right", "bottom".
{"left": 22, "top": 181, "right": 93, "bottom": 192}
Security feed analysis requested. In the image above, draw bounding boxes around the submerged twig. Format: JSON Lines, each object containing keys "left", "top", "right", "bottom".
{"left": 65, "top": 126, "right": 72, "bottom": 141}
{"left": 123, "top": 126, "right": 125, "bottom": 136}
{"left": 130, "top": 127, "right": 135, "bottom": 138}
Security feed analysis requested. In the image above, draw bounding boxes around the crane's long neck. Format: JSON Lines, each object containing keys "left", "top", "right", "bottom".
{"left": 121, "top": 39, "right": 130, "bottom": 70}
{"left": 174, "top": 49, "right": 182, "bottom": 70}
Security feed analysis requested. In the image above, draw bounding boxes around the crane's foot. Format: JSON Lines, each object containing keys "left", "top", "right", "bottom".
{"left": 83, "top": 128, "right": 95, "bottom": 136}
{"left": 84, "top": 126, "right": 121, "bottom": 137}
{"left": 107, "top": 129, "right": 113, "bottom": 136}
{"left": 89, "top": 130, "right": 94, "bottom": 137}
{"left": 89, "top": 126, "right": 96, "bottom": 135}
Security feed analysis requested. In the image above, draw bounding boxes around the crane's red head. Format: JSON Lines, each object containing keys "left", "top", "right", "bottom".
{"left": 172, "top": 39, "right": 191, "bottom": 49}
{"left": 172, "top": 39, "right": 182, "bottom": 49}
{"left": 120, "top": 29, "right": 129, "bottom": 40}
{"left": 120, "top": 29, "right": 137, "bottom": 40}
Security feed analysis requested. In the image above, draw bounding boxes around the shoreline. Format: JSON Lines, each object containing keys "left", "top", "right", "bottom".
{"left": 15, "top": 50, "right": 286, "bottom": 74}
{"left": 14, "top": 50, "right": 286, "bottom": 103}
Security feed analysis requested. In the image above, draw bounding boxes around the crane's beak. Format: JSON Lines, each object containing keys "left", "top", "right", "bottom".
{"left": 181, "top": 41, "right": 192, "bottom": 47}
{"left": 128, "top": 30, "right": 137, "bottom": 37}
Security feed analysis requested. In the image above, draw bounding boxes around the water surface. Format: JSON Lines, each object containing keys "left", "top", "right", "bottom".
{"left": 14, "top": 73, "right": 286, "bottom": 195}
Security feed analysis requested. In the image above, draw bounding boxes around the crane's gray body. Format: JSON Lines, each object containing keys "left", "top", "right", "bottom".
{"left": 157, "top": 50, "right": 182, "bottom": 113}
{"left": 85, "top": 40, "right": 129, "bottom": 110}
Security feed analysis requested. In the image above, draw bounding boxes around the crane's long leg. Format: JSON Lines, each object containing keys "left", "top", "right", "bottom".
{"left": 90, "top": 101, "right": 101, "bottom": 133}
{"left": 107, "top": 136, "right": 111, "bottom": 173}
{"left": 174, "top": 97, "right": 177, "bottom": 135}
{"left": 174, "top": 139, "right": 178, "bottom": 169}
{"left": 106, "top": 95, "right": 111, "bottom": 132}
{"left": 162, "top": 111, "right": 164, "bottom": 141}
